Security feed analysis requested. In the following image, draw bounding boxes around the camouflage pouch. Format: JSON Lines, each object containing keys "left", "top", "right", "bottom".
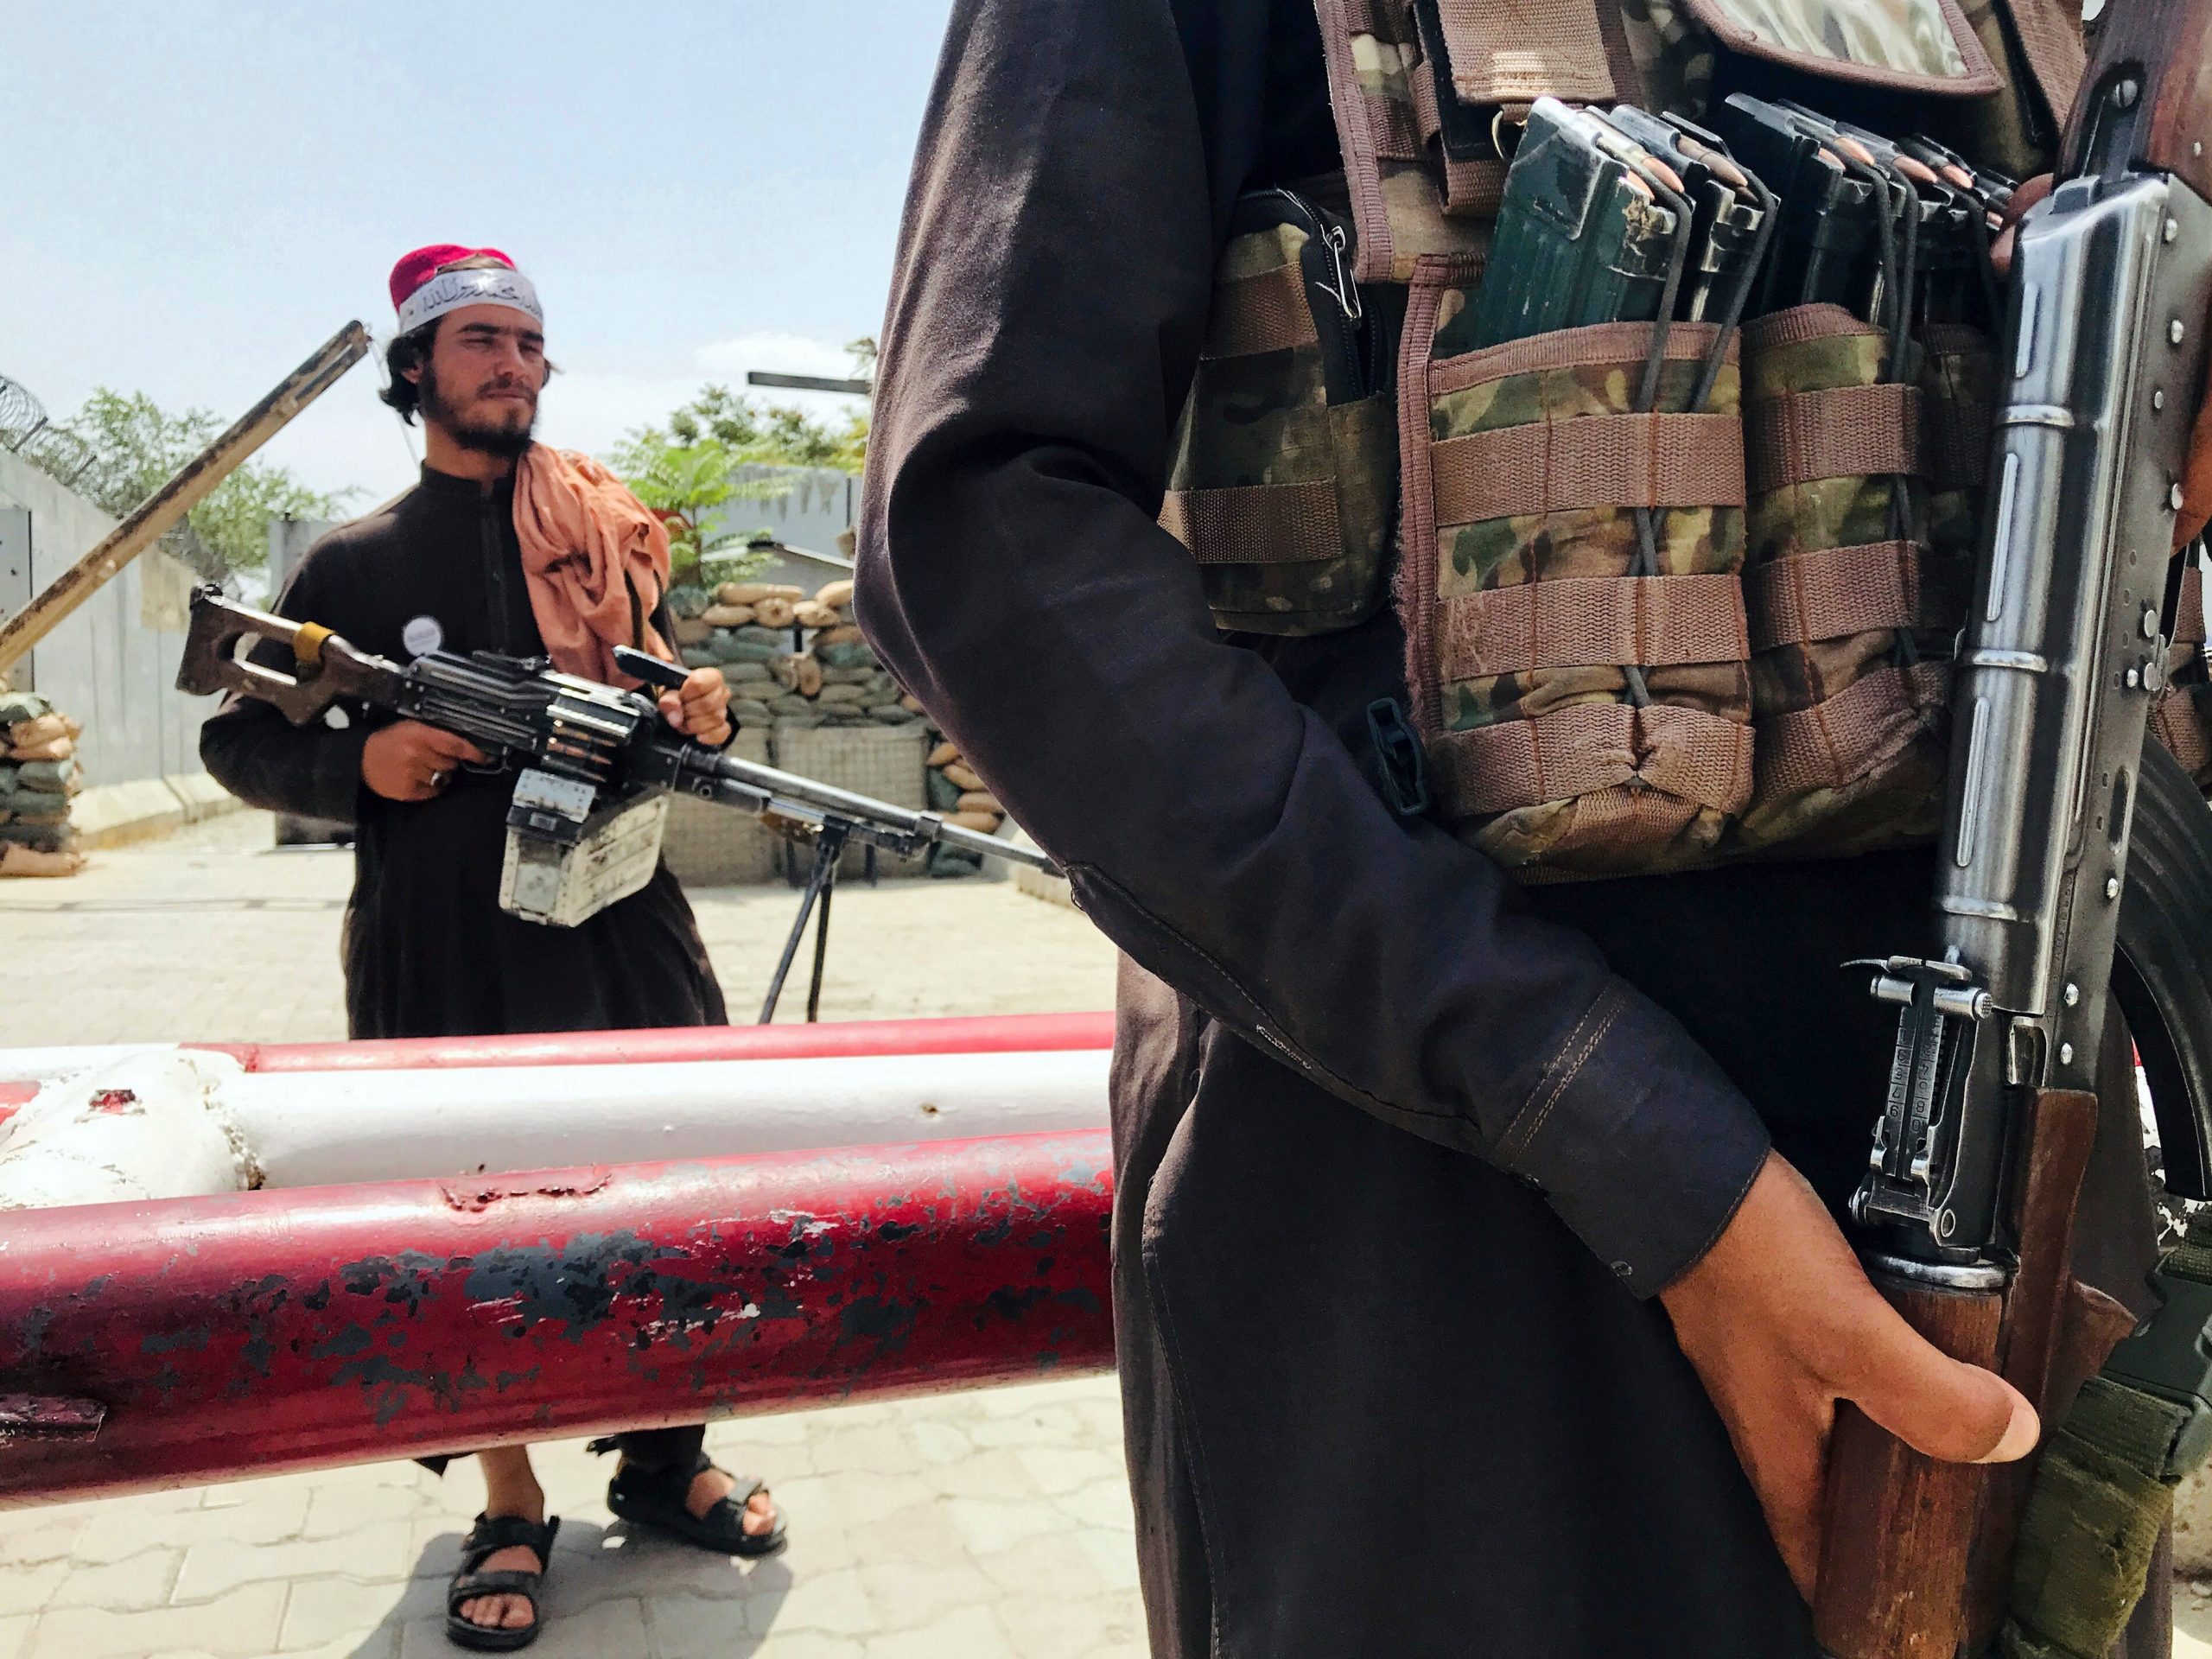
{"left": 2150, "top": 563, "right": 2212, "bottom": 790}
{"left": 1399, "top": 264, "right": 1756, "bottom": 879}
{"left": 1313, "top": 0, "right": 1498, "bottom": 283}
{"left": 1734, "top": 303, "right": 1952, "bottom": 855}
{"left": 1160, "top": 188, "right": 1399, "bottom": 634}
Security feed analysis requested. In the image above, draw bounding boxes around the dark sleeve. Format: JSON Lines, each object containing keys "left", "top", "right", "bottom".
{"left": 855, "top": 0, "right": 1771, "bottom": 1294}
{"left": 198, "top": 549, "right": 373, "bottom": 823}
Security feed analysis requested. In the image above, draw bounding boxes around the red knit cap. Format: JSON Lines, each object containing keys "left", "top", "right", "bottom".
{"left": 388, "top": 245, "right": 541, "bottom": 334}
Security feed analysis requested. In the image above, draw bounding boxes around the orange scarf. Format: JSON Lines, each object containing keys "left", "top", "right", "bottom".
{"left": 511, "top": 444, "right": 672, "bottom": 684}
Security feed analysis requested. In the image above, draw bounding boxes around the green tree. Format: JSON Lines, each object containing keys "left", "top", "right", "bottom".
{"left": 49, "top": 390, "right": 355, "bottom": 575}
{"left": 618, "top": 436, "right": 778, "bottom": 586}
{"left": 619, "top": 336, "right": 874, "bottom": 478}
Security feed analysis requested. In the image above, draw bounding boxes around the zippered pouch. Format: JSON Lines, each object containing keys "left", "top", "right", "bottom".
{"left": 1160, "top": 188, "right": 1400, "bottom": 635}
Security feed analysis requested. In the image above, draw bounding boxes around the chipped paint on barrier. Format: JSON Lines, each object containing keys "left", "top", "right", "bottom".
{"left": 0, "top": 1130, "right": 1115, "bottom": 1506}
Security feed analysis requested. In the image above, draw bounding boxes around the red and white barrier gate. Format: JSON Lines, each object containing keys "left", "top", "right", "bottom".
{"left": 0, "top": 1131, "right": 1116, "bottom": 1507}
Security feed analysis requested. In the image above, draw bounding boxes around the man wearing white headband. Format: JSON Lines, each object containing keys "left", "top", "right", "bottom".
{"left": 202, "top": 245, "right": 785, "bottom": 1651}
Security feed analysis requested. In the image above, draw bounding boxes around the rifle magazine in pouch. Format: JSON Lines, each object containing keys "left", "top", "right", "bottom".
{"left": 2151, "top": 564, "right": 2212, "bottom": 789}
{"left": 1920, "top": 322, "right": 1997, "bottom": 602}
{"left": 1399, "top": 264, "right": 1755, "bottom": 880}
{"left": 1735, "top": 303, "right": 1951, "bottom": 855}
{"left": 1161, "top": 194, "right": 1398, "bottom": 635}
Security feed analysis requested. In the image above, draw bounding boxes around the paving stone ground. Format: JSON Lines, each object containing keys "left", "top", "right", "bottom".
{"left": 4, "top": 814, "right": 2209, "bottom": 1654}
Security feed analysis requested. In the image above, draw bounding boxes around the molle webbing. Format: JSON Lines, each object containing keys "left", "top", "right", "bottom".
{"left": 1432, "top": 412, "right": 1745, "bottom": 520}
{"left": 1204, "top": 264, "right": 1323, "bottom": 359}
{"left": 1756, "top": 657, "right": 1948, "bottom": 795}
{"left": 1403, "top": 292, "right": 1756, "bottom": 877}
{"left": 1440, "top": 572, "right": 1749, "bottom": 677}
{"left": 1160, "top": 202, "right": 1399, "bottom": 632}
{"left": 1745, "top": 383, "right": 1925, "bottom": 493}
{"left": 1734, "top": 302, "right": 1955, "bottom": 854}
{"left": 1161, "top": 481, "right": 1344, "bottom": 568}
{"left": 1746, "top": 539, "right": 1925, "bottom": 648}
{"left": 1428, "top": 700, "right": 1755, "bottom": 817}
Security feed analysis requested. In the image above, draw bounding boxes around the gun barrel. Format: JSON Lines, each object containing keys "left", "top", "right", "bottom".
{"left": 1, "top": 323, "right": 370, "bottom": 677}
{"left": 696, "top": 752, "right": 1054, "bottom": 872}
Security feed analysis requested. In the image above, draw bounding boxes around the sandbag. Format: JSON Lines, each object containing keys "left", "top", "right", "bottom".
{"left": 0, "top": 693, "right": 52, "bottom": 727}
{"left": 817, "top": 683, "right": 867, "bottom": 706}
{"left": 671, "top": 615, "right": 715, "bottom": 647}
{"left": 815, "top": 579, "right": 855, "bottom": 609}
{"left": 946, "top": 810, "right": 1001, "bottom": 833}
{"left": 928, "top": 741, "right": 961, "bottom": 768}
{"left": 6, "top": 713, "right": 71, "bottom": 752}
{"left": 0, "top": 842, "right": 84, "bottom": 878}
{"left": 7, "top": 734, "right": 73, "bottom": 765}
{"left": 701, "top": 603, "right": 757, "bottom": 628}
{"left": 720, "top": 662, "right": 772, "bottom": 685}
{"left": 957, "top": 790, "right": 1003, "bottom": 814}
{"left": 794, "top": 601, "right": 841, "bottom": 630}
{"left": 927, "top": 768, "right": 964, "bottom": 811}
{"left": 717, "top": 582, "right": 804, "bottom": 606}
{"left": 0, "top": 822, "right": 74, "bottom": 854}
{"left": 772, "top": 656, "right": 825, "bottom": 698}
{"left": 14, "top": 760, "right": 79, "bottom": 796}
{"left": 817, "top": 625, "right": 866, "bottom": 646}
{"left": 753, "top": 597, "right": 798, "bottom": 629}
{"left": 943, "top": 762, "right": 986, "bottom": 793}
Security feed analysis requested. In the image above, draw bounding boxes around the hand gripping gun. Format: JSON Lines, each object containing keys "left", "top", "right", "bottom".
{"left": 178, "top": 588, "right": 1054, "bottom": 1024}
{"left": 1811, "top": 11, "right": 2212, "bottom": 1658}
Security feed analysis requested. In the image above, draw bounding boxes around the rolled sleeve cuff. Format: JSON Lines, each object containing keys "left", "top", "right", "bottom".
{"left": 1500, "top": 980, "right": 1772, "bottom": 1298}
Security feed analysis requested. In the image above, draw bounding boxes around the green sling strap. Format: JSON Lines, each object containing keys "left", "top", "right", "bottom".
{"left": 2001, "top": 1211, "right": 2212, "bottom": 1658}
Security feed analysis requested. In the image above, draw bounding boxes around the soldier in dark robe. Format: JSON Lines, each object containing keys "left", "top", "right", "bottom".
{"left": 856, "top": 3, "right": 2202, "bottom": 1655}
{"left": 201, "top": 245, "right": 785, "bottom": 1651}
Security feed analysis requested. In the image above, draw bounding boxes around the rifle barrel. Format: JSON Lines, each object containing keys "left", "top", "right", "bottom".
{"left": 704, "top": 752, "right": 1055, "bottom": 872}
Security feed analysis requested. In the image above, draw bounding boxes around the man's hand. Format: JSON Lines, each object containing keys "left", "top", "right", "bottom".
{"left": 1658, "top": 1153, "right": 2039, "bottom": 1601}
{"left": 658, "top": 666, "right": 731, "bottom": 747}
{"left": 362, "top": 721, "right": 488, "bottom": 803}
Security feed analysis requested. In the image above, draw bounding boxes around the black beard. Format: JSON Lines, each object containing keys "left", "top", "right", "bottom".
{"left": 418, "top": 361, "right": 537, "bottom": 460}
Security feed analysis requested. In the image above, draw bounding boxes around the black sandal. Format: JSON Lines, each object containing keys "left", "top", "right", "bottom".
{"left": 604, "top": 1451, "right": 787, "bottom": 1556}
{"left": 445, "top": 1512, "right": 559, "bottom": 1651}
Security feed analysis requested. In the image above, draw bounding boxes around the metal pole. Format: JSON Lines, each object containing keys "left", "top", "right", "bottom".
{"left": 0, "top": 322, "right": 369, "bottom": 676}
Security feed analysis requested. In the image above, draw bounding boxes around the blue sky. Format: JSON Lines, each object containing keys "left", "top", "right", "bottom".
{"left": 0, "top": 2, "right": 955, "bottom": 505}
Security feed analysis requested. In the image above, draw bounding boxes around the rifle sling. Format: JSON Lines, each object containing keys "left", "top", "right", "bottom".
{"left": 2000, "top": 1211, "right": 2212, "bottom": 1658}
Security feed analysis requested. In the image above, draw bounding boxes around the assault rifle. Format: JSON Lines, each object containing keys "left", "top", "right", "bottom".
{"left": 178, "top": 588, "right": 1053, "bottom": 1024}
{"left": 1813, "top": 9, "right": 2212, "bottom": 1657}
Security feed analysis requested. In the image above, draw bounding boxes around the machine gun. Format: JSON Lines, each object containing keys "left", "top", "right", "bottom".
{"left": 178, "top": 588, "right": 1054, "bottom": 1024}
{"left": 1812, "top": 8, "right": 2212, "bottom": 1656}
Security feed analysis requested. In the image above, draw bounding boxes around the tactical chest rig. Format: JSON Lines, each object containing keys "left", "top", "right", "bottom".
{"left": 1163, "top": 0, "right": 2212, "bottom": 880}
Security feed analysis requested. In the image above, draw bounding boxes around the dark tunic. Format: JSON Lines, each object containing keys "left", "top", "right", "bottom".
{"left": 857, "top": 3, "right": 2164, "bottom": 1655}
{"left": 200, "top": 464, "right": 727, "bottom": 1040}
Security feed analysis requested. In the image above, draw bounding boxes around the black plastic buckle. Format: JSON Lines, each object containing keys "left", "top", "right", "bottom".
{"left": 1366, "top": 699, "right": 1430, "bottom": 820}
{"left": 2102, "top": 1258, "right": 2212, "bottom": 1479}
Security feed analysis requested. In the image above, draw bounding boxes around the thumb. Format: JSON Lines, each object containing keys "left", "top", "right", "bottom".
{"left": 1844, "top": 1315, "right": 2040, "bottom": 1466}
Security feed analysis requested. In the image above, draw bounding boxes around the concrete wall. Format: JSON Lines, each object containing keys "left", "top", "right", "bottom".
{"left": 0, "top": 448, "right": 218, "bottom": 790}
{"left": 721, "top": 464, "right": 856, "bottom": 564}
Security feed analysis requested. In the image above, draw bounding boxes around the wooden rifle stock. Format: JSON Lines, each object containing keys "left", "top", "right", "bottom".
{"left": 1811, "top": 0, "right": 2212, "bottom": 1645}
{"left": 1815, "top": 1092, "right": 2133, "bottom": 1658}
